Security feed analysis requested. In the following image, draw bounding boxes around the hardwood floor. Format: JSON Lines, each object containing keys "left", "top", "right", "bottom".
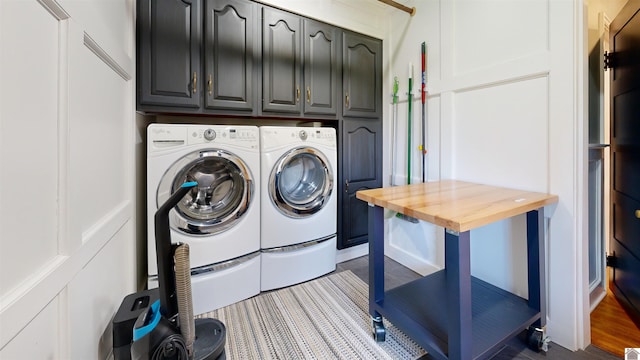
{"left": 590, "top": 277, "right": 640, "bottom": 358}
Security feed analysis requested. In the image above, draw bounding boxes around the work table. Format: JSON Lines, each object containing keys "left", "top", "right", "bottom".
{"left": 357, "top": 180, "right": 559, "bottom": 360}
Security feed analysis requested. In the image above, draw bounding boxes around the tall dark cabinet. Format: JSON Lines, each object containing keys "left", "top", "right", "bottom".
{"left": 137, "top": 0, "right": 382, "bottom": 250}
{"left": 339, "top": 119, "right": 383, "bottom": 248}
{"left": 137, "top": 0, "right": 201, "bottom": 108}
{"left": 337, "top": 32, "right": 382, "bottom": 249}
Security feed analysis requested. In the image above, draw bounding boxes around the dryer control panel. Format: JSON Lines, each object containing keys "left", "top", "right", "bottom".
{"left": 260, "top": 126, "right": 336, "bottom": 150}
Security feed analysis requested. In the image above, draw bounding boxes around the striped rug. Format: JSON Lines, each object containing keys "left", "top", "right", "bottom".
{"left": 197, "top": 270, "right": 426, "bottom": 359}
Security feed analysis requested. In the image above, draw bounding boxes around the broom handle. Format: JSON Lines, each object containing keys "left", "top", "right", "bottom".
{"left": 421, "top": 42, "right": 427, "bottom": 183}
{"left": 407, "top": 63, "right": 413, "bottom": 185}
{"left": 391, "top": 77, "right": 399, "bottom": 186}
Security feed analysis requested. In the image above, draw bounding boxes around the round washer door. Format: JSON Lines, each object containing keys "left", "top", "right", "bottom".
{"left": 157, "top": 149, "right": 254, "bottom": 236}
{"left": 269, "top": 147, "right": 333, "bottom": 218}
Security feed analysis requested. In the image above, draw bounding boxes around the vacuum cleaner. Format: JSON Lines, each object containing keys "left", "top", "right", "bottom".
{"left": 113, "top": 181, "right": 226, "bottom": 360}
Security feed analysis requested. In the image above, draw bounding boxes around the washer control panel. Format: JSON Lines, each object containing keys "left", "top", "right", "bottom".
{"left": 189, "top": 127, "right": 258, "bottom": 144}
{"left": 147, "top": 124, "right": 259, "bottom": 152}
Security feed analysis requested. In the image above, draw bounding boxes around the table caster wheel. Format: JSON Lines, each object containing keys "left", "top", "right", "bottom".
{"left": 371, "top": 316, "right": 386, "bottom": 342}
{"left": 526, "top": 326, "right": 548, "bottom": 352}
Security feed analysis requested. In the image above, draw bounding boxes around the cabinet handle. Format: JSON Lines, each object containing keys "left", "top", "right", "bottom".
{"left": 296, "top": 87, "right": 300, "bottom": 103}
{"left": 193, "top": 72, "right": 197, "bottom": 93}
{"left": 306, "top": 87, "right": 311, "bottom": 103}
{"left": 345, "top": 93, "right": 349, "bottom": 108}
{"left": 208, "top": 74, "right": 212, "bottom": 96}
{"left": 636, "top": 209, "right": 640, "bottom": 219}
{"left": 345, "top": 179, "right": 349, "bottom": 192}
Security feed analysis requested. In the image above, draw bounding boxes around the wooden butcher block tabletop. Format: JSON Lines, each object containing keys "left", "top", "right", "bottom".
{"left": 356, "top": 180, "right": 559, "bottom": 232}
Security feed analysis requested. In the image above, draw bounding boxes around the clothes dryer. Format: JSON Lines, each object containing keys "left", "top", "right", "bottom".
{"left": 147, "top": 124, "right": 260, "bottom": 314}
{"left": 260, "top": 126, "right": 337, "bottom": 290}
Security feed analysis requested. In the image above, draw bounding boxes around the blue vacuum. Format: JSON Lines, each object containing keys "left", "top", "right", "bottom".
{"left": 114, "top": 182, "right": 226, "bottom": 360}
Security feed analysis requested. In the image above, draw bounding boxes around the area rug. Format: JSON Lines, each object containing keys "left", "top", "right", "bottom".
{"left": 197, "top": 270, "right": 426, "bottom": 359}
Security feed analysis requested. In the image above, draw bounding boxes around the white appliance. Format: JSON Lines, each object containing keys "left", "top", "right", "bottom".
{"left": 147, "top": 124, "right": 261, "bottom": 314}
{"left": 260, "top": 126, "right": 337, "bottom": 290}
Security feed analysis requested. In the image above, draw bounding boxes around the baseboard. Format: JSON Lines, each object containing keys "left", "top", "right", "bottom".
{"left": 589, "top": 286, "right": 607, "bottom": 312}
{"left": 385, "top": 243, "right": 441, "bottom": 276}
{"left": 336, "top": 243, "right": 368, "bottom": 263}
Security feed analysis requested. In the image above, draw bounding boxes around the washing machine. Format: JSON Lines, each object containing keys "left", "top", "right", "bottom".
{"left": 147, "top": 124, "right": 260, "bottom": 314}
{"left": 260, "top": 126, "right": 337, "bottom": 291}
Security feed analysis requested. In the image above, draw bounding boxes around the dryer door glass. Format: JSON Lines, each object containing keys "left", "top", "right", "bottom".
{"left": 270, "top": 147, "right": 333, "bottom": 218}
{"left": 157, "top": 149, "right": 253, "bottom": 235}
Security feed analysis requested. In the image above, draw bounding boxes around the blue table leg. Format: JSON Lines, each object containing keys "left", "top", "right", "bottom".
{"left": 527, "top": 208, "right": 546, "bottom": 328}
{"left": 368, "top": 204, "right": 385, "bottom": 318}
{"left": 445, "top": 229, "right": 472, "bottom": 360}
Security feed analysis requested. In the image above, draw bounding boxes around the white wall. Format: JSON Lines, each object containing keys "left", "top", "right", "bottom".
{"left": 0, "top": 0, "right": 135, "bottom": 358}
{"left": 380, "top": 0, "right": 589, "bottom": 352}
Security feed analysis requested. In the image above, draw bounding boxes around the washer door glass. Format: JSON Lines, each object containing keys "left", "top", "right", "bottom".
{"left": 157, "top": 149, "right": 253, "bottom": 236}
{"left": 270, "top": 147, "right": 333, "bottom": 218}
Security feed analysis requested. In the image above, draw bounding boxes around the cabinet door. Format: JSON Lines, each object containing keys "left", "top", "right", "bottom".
{"left": 342, "top": 32, "right": 381, "bottom": 118}
{"left": 138, "top": 0, "right": 201, "bottom": 108}
{"left": 204, "top": 0, "right": 256, "bottom": 112}
{"left": 303, "top": 19, "right": 338, "bottom": 116}
{"left": 338, "top": 119, "right": 382, "bottom": 249}
{"left": 262, "top": 7, "right": 301, "bottom": 114}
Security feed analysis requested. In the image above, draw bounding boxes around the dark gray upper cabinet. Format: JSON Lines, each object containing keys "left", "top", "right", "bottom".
{"left": 342, "top": 31, "right": 382, "bottom": 118}
{"left": 303, "top": 19, "right": 339, "bottom": 116}
{"left": 138, "top": 0, "right": 202, "bottom": 108}
{"left": 204, "top": 0, "right": 257, "bottom": 112}
{"left": 262, "top": 10, "right": 339, "bottom": 117}
{"left": 338, "top": 119, "right": 382, "bottom": 249}
{"left": 262, "top": 7, "right": 302, "bottom": 114}
{"left": 137, "top": 0, "right": 354, "bottom": 119}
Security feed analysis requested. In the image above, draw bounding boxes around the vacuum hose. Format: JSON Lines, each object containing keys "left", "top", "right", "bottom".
{"left": 174, "top": 244, "right": 195, "bottom": 356}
